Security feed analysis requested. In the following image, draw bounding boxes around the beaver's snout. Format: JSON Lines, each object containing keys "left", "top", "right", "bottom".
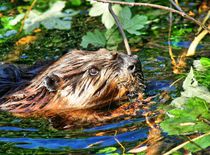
{"left": 121, "top": 54, "right": 140, "bottom": 74}
{"left": 127, "top": 55, "right": 139, "bottom": 73}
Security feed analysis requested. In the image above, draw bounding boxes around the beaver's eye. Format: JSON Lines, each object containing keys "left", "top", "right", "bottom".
{"left": 88, "top": 67, "right": 99, "bottom": 76}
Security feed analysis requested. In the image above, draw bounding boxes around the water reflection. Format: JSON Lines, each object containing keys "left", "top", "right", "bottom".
{"left": 0, "top": 126, "right": 38, "bottom": 132}
{"left": 0, "top": 127, "right": 148, "bottom": 150}
{"left": 84, "top": 118, "right": 145, "bottom": 132}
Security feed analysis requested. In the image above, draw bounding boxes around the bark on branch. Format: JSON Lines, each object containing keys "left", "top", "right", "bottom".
{"left": 108, "top": 4, "right": 131, "bottom": 55}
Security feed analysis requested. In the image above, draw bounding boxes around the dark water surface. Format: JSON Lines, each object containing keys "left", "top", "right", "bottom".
{"left": 1, "top": 42, "right": 209, "bottom": 154}
{"left": 0, "top": 46, "right": 180, "bottom": 154}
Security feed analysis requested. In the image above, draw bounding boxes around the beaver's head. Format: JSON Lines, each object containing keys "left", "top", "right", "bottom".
{"left": 0, "top": 49, "right": 144, "bottom": 114}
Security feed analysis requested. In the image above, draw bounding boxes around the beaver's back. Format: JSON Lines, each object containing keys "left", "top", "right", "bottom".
{"left": 0, "top": 62, "right": 51, "bottom": 97}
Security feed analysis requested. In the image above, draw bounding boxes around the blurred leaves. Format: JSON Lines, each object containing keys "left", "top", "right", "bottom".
{"left": 25, "top": 1, "right": 78, "bottom": 32}
{"left": 0, "top": 0, "right": 79, "bottom": 44}
{"left": 0, "top": 16, "right": 18, "bottom": 43}
{"left": 171, "top": 27, "right": 193, "bottom": 44}
{"left": 10, "top": 1, "right": 79, "bottom": 33}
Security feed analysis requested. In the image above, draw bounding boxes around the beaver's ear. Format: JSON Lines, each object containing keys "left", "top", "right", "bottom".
{"left": 43, "top": 73, "right": 61, "bottom": 92}
{"left": 110, "top": 52, "right": 118, "bottom": 60}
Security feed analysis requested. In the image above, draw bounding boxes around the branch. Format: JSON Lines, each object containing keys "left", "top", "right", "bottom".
{"left": 197, "top": 10, "right": 210, "bottom": 34}
{"left": 187, "top": 25, "right": 210, "bottom": 56}
{"left": 93, "top": 0, "right": 210, "bottom": 32}
{"left": 168, "top": 3, "right": 176, "bottom": 68}
{"left": 108, "top": 4, "right": 131, "bottom": 55}
{"left": 169, "top": 0, "right": 183, "bottom": 12}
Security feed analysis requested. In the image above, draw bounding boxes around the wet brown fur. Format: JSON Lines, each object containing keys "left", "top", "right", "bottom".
{"left": 0, "top": 49, "right": 144, "bottom": 128}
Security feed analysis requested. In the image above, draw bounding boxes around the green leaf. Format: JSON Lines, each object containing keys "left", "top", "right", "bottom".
{"left": 89, "top": 1, "right": 106, "bottom": 16}
{"left": 89, "top": 2, "right": 122, "bottom": 29}
{"left": 119, "top": 7, "right": 148, "bottom": 35}
{"left": 184, "top": 134, "right": 210, "bottom": 152}
{"left": 1, "top": 16, "right": 17, "bottom": 29}
{"left": 194, "top": 57, "right": 210, "bottom": 89}
{"left": 119, "top": 6, "right": 132, "bottom": 23}
{"left": 125, "top": 15, "right": 147, "bottom": 35}
{"left": 200, "top": 57, "right": 210, "bottom": 68}
{"left": 97, "top": 147, "right": 117, "bottom": 154}
{"left": 161, "top": 97, "right": 210, "bottom": 135}
{"left": 183, "top": 67, "right": 198, "bottom": 89}
{"left": 105, "top": 28, "right": 123, "bottom": 50}
{"left": 80, "top": 29, "right": 106, "bottom": 48}
{"left": 70, "top": 0, "right": 82, "bottom": 6}
{"left": 195, "top": 70, "right": 210, "bottom": 90}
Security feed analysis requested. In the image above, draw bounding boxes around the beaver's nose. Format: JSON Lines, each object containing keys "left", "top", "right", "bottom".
{"left": 127, "top": 55, "right": 138, "bottom": 73}
{"left": 127, "top": 64, "right": 136, "bottom": 73}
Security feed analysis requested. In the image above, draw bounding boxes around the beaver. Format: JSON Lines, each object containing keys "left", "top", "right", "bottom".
{"left": 0, "top": 49, "right": 144, "bottom": 128}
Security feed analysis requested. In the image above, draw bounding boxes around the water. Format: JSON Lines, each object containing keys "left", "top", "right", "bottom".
{"left": 1, "top": 43, "right": 209, "bottom": 154}
{"left": 0, "top": 127, "right": 148, "bottom": 150}
{"left": 0, "top": 112, "right": 149, "bottom": 153}
{"left": 0, "top": 45, "right": 179, "bottom": 154}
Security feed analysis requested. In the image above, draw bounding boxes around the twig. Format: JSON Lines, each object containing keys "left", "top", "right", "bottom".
{"left": 114, "top": 130, "right": 126, "bottom": 155}
{"left": 168, "top": 3, "right": 176, "bottom": 68}
{"left": 169, "top": 0, "right": 183, "bottom": 12}
{"left": 174, "top": 0, "right": 179, "bottom": 5}
{"left": 169, "top": 76, "right": 184, "bottom": 87}
{"left": 186, "top": 10, "right": 210, "bottom": 56}
{"left": 19, "top": 0, "right": 37, "bottom": 33}
{"left": 93, "top": 0, "right": 210, "bottom": 32}
{"left": 108, "top": 4, "right": 131, "bottom": 55}
{"left": 163, "top": 131, "right": 210, "bottom": 155}
{"left": 197, "top": 10, "right": 210, "bottom": 34}
{"left": 187, "top": 25, "right": 210, "bottom": 56}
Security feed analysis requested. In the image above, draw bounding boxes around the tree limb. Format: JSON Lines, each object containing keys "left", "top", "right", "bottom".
{"left": 108, "top": 4, "right": 131, "bottom": 55}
